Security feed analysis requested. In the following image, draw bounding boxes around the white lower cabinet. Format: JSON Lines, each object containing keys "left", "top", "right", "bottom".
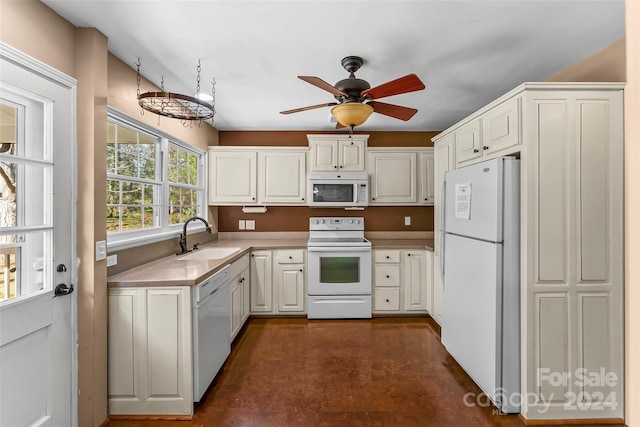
{"left": 372, "top": 249, "right": 433, "bottom": 314}
{"left": 251, "top": 249, "right": 307, "bottom": 315}
{"left": 250, "top": 250, "right": 273, "bottom": 312}
{"left": 108, "top": 286, "right": 193, "bottom": 416}
{"left": 432, "top": 252, "right": 443, "bottom": 325}
{"left": 230, "top": 254, "right": 251, "bottom": 341}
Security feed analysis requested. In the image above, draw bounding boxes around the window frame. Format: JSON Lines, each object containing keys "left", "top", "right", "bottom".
{"left": 106, "top": 107, "right": 207, "bottom": 251}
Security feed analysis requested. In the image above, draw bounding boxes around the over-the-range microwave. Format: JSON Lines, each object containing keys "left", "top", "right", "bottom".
{"left": 308, "top": 172, "right": 369, "bottom": 207}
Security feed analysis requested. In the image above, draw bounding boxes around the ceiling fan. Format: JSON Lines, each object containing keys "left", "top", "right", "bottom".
{"left": 280, "top": 56, "right": 426, "bottom": 129}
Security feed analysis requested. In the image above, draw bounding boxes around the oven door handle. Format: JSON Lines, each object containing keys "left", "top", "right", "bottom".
{"left": 307, "top": 246, "right": 371, "bottom": 253}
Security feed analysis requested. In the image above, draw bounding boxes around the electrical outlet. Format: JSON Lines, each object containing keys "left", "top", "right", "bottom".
{"left": 404, "top": 216, "right": 411, "bottom": 226}
{"left": 238, "top": 220, "right": 246, "bottom": 230}
{"left": 106, "top": 254, "right": 118, "bottom": 267}
{"left": 95, "top": 240, "right": 107, "bottom": 261}
{"left": 246, "top": 220, "right": 255, "bottom": 230}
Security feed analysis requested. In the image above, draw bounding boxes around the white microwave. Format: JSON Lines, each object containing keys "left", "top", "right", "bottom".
{"left": 308, "top": 172, "right": 369, "bottom": 207}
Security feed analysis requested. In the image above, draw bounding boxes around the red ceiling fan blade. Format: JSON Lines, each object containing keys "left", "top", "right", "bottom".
{"left": 369, "top": 101, "right": 418, "bottom": 121}
{"left": 362, "top": 74, "right": 425, "bottom": 100}
{"left": 280, "top": 102, "right": 337, "bottom": 115}
{"left": 298, "top": 76, "right": 347, "bottom": 97}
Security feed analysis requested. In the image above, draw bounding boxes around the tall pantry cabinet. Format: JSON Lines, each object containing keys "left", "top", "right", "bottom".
{"left": 432, "top": 83, "right": 624, "bottom": 422}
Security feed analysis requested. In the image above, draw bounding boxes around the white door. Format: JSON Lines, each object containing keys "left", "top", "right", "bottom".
{"left": 441, "top": 234, "right": 501, "bottom": 404}
{"left": 0, "top": 45, "right": 77, "bottom": 426}
{"left": 443, "top": 157, "right": 503, "bottom": 241}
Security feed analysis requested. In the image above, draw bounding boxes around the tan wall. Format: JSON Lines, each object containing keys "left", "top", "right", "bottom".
{"left": 217, "top": 130, "right": 437, "bottom": 232}
{"left": 0, "top": 0, "right": 76, "bottom": 77}
{"left": 625, "top": 2, "right": 639, "bottom": 425}
{"left": 75, "top": 27, "right": 109, "bottom": 427}
{"left": 546, "top": 38, "right": 626, "bottom": 82}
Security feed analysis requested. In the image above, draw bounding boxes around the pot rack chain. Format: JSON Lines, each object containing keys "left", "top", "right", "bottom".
{"left": 135, "top": 58, "right": 216, "bottom": 125}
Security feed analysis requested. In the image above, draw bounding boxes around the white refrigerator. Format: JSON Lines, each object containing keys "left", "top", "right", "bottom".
{"left": 440, "top": 157, "right": 520, "bottom": 414}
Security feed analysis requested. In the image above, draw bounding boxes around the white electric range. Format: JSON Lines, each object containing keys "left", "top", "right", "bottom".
{"left": 307, "top": 217, "right": 372, "bottom": 319}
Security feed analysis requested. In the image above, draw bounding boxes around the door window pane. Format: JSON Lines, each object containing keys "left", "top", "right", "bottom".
{"left": 320, "top": 257, "right": 360, "bottom": 283}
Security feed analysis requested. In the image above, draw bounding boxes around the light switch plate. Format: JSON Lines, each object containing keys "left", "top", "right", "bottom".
{"left": 238, "top": 220, "right": 246, "bottom": 230}
{"left": 246, "top": 220, "right": 255, "bottom": 230}
{"left": 404, "top": 216, "right": 411, "bottom": 226}
{"left": 106, "top": 254, "right": 118, "bottom": 267}
{"left": 96, "top": 240, "right": 107, "bottom": 261}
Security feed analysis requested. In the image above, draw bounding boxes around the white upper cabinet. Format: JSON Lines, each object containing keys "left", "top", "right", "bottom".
{"left": 307, "top": 134, "right": 367, "bottom": 171}
{"left": 368, "top": 147, "right": 434, "bottom": 206}
{"left": 454, "top": 119, "right": 482, "bottom": 164}
{"left": 419, "top": 151, "right": 435, "bottom": 205}
{"left": 481, "top": 97, "right": 520, "bottom": 156}
{"left": 208, "top": 150, "right": 257, "bottom": 204}
{"left": 257, "top": 150, "right": 306, "bottom": 204}
{"left": 209, "top": 147, "right": 306, "bottom": 205}
{"left": 368, "top": 150, "right": 418, "bottom": 204}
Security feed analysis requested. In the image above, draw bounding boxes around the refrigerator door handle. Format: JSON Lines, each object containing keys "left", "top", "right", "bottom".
{"left": 440, "top": 179, "right": 446, "bottom": 232}
{"left": 440, "top": 232, "right": 445, "bottom": 289}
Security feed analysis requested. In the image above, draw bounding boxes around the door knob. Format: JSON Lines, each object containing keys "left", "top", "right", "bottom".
{"left": 54, "top": 283, "right": 74, "bottom": 297}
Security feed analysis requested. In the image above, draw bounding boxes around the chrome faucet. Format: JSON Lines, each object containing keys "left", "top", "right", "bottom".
{"left": 177, "top": 216, "right": 212, "bottom": 255}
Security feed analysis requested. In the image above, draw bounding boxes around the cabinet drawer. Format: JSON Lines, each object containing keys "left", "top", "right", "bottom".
{"left": 275, "top": 249, "right": 305, "bottom": 264}
{"left": 374, "top": 250, "right": 401, "bottom": 263}
{"left": 230, "top": 253, "right": 250, "bottom": 278}
{"left": 374, "top": 265, "right": 401, "bottom": 287}
{"left": 374, "top": 288, "right": 400, "bottom": 311}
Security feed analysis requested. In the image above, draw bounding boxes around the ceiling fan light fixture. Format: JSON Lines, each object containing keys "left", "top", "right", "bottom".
{"left": 331, "top": 103, "right": 373, "bottom": 127}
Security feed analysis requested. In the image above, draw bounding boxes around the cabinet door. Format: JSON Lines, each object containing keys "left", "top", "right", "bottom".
{"left": 209, "top": 150, "right": 257, "bottom": 204}
{"left": 338, "top": 139, "right": 365, "bottom": 171}
{"left": 275, "top": 264, "right": 305, "bottom": 312}
{"left": 310, "top": 140, "right": 338, "bottom": 171}
{"left": 420, "top": 151, "right": 435, "bottom": 205}
{"left": 368, "top": 151, "right": 418, "bottom": 204}
{"left": 108, "top": 287, "right": 193, "bottom": 415}
{"left": 432, "top": 252, "right": 443, "bottom": 325}
{"left": 241, "top": 268, "right": 251, "bottom": 322}
{"left": 434, "top": 135, "right": 455, "bottom": 251}
{"left": 258, "top": 151, "right": 306, "bottom": 204}
{"left": 482, "top": 97, "right": 520, "bottom": 156}
{"left": 250, "top": 251, "right": 273, "bottom": 312}
{"left": 455, "top": 119, "right": 482, "bottom": 165}
{"left": 230, "top": 280, "right": 242, "bottom": 339}
{"left": 403, "top": 250, "right": 429, "bottom": 311}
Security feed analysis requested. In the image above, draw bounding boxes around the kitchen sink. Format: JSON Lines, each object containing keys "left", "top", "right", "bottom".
{"left": 177, "top": 247, "right": 241, "bottom": 260}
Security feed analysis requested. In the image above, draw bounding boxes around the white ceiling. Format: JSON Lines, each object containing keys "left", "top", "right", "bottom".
{"left": 42, "top": 0, "right": 625, "bottom": 132}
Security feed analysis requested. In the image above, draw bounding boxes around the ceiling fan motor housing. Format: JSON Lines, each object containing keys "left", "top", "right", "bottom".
{"left": 335, "top": 55, "right": 370, "bottom": 102}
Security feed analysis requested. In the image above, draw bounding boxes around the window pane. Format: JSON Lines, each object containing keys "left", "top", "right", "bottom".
{"left": 121, "top": 206, "right": 142, "bottom": 231}
{"left": 106, "top": 207, "right": 120, "bottom": 232}
{"left": 181, "top": 188, "right": 192, "bottom": 205}
{"left": 168, "top": 145, "right": 177, "bottom": 166}
{"left": 139, "top": 156, "right": 155, "bottom": 180}
{"left": 168, "top": 206, "right": 181, "bottom": 225}
{"left": 107, "top": 179, "right": 120, "bottom": 205}
{"left": 168, "top": 164, "right": 177, "bottom": 183}
{"left": 117, "top": 151, "right": 136, "bottom": 176}
{"left": 122, "top": 181, "right": 142, "bottom": 206}
{"left": 169, "top": 186, "right": 180, "bottom": 205}
{"left": 143, "top": 184, "right": 154, "bottom": 205}
{"left": 0, "top": 162, "right": 48, "bottom": 228}
{"left": 0, "top": 103, "right": 17, "bottom": 156}
{"left": 107, "top": 146, "right": 116, "bottom": 174}
{"left": 0, "top": 230, "right": 50, "bottom": 301}
{"left": 143, "top": 207, "right": 154, "bottom": 228}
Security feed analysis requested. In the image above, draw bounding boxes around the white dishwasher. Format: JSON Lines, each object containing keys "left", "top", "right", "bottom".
{"left": 192, "top": 264, "right": 231, "bottom": 402}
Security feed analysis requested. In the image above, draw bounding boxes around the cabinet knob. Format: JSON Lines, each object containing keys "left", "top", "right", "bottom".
{"left": 302, "top": 198, "right": 305, "bottom": 201}
{"left": 408, "top": 253, "right": 411, "bottom": 257}
{"left": 252, "top": 197, "right": 256, "bottom": 200}
{"left": 385, "top": 299, "right": 390, "bottom": 303}
{"left": 334, "top": 165, "right": 337, "bottom": 169}
{"left": 299, "top": 269, "right": 303, "bottom": 272}
{"left": 473, "top": 149, "right": 479, "bottom": 153}
{"left": 386, "top": 256, "right": 390, "bottom": 259}
{"left": 483, "top": 146, "right": 489, "bottom": 150}
{"left": 339, "top": 165, "right": 343, "bottom": 168}
{"left": 386, "top": 275, "right": 390, "bottom": 278}
{"left": 289, "top": 256, "right": 293, "bottom": 259}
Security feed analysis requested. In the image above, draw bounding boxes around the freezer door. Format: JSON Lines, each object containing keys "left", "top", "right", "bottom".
{"left": 443, "top": 158, "right": 504, "bottom": 242}
{"left": 441, "top": 233, "right": 502, "bottom": 406}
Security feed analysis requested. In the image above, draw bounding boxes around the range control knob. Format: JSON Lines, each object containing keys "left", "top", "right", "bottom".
{"left": 320, "top": 219, "right": 325, "bottom": 224}
{"left": 349, "top": 219, "right": 354, "bottom": 224}
{"left": 355, "top": 220, "right": 360, "bottom": 224}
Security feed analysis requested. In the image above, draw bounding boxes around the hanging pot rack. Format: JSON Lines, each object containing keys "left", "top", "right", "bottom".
{"left": 136, "top": 59, "right": 215, "bottom": 122}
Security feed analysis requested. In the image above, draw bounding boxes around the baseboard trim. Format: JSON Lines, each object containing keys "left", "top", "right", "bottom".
{"left": 109, "top": 414, "right": 193, "bottom": 421}
{"left": 518, "top": 414, "right": 625, "bottom": 425}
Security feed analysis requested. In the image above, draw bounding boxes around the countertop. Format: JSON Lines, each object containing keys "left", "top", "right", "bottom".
{"left": 107, "top": 237, "right": 434, "bottom": 288}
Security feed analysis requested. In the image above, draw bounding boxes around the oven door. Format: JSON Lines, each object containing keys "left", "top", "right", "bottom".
{"left": 307, "top": 246, "right": 372, "bottom": 295}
